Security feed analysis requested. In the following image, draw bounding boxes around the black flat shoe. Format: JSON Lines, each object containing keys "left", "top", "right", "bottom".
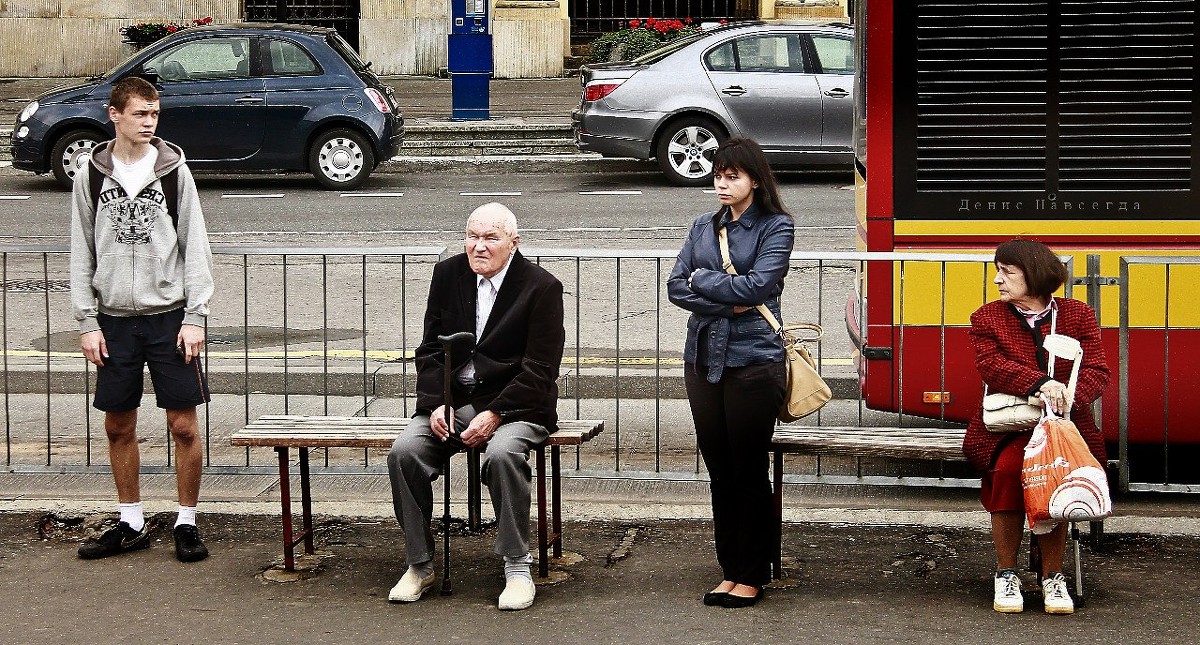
{"left": 719, "top": 588, "right": 764, "bottom": 608}
{"left": 703, "top": 591, "right": 730, "bottom": 606}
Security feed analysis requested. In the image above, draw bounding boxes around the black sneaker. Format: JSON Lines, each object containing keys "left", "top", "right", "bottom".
{"left": 77, "top": 521, "right": 151, "bottom": 559}
{"left": 173, "top": 524, "right": 209, "bottom": 562}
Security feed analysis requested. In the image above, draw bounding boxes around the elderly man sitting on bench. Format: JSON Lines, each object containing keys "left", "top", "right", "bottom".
{"left": 387, "top": 203, "right": 565, "bottom": 611}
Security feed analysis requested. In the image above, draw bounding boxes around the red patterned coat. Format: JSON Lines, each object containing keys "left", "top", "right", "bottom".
{"left": 963, "top": 297, "right": 1110, "bottom": 472}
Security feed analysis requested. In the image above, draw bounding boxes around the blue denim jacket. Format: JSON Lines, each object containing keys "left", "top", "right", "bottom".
{"left": 667, "top": 204, "right": 795, "bottom": 382}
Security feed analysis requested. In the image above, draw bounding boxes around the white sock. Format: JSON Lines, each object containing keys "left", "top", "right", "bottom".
{"left": 504, "top": 553, "right": 533, "bottom": 582}
{"left": 118, "top": 503, "right": 144, "bottom": 531}
{"left": 174, "top": 505, "right": 197, "bottom": 528}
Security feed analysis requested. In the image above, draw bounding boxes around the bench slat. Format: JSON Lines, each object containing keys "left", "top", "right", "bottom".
{"left": 770, "top": 426, "right": 967, "bottom": 462}
{"left": 232, "top": 415, "right": 603, "bottom": 448}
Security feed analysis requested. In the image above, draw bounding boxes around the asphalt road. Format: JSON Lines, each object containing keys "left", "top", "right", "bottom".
{"left": 0, "top": 167, "right": 856, "bottom": 249}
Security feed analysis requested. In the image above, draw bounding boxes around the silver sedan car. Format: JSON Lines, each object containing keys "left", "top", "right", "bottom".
{"left": 573, "top": 22, "right": 854, "bottom": 185}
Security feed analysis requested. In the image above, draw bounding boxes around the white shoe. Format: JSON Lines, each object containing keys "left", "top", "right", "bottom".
{"left": 993, "top": 570, "right": 1024, "bottom": 613}
{"left": 1041, "top": 572, "right": 1075, "bottom": 615}
{"left": 497, "top": 576, "right": 536, "bottom": 611}
{"left": 388, "top": 567, "right": 436, "bottom": 603}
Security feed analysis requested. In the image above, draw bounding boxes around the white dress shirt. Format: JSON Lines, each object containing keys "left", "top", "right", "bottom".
{"left": 457, "top": 256, "right": 514, "bottom": 385}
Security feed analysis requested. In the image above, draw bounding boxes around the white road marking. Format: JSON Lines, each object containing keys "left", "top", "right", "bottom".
{"left": 701, "top": 189, "right": 716, "bottom": 194}
{"left": 0, "top": 195, "right": 31, "bottom": 200}
{"left": 340, "top": 192, "right": 405, "bottom": 197}
{"left": 220, "top": 193, "right": 284, "bottom": 199}
{"left": 459, "top": 191, "right": 522, "bottom": 196}
{"left": 578, "top": 190, "right": 643, "bottom": 195}
{"left": 0, "top": 161, "right": 12, "bottom": 169}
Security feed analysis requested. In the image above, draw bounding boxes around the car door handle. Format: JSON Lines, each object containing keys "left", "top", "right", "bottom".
{"left": 721, "top": 86, "right": 747, "bottom": 96}
{"left": 823, "top": 88, "right": 850, "bottom": 98}
{"left": 235, "top": 96, "right": 264, "bottom": 104}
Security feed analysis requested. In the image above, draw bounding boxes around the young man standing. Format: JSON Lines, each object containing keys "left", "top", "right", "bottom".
{"left": 70, "top": 76, "right": 214, "bottom": 562}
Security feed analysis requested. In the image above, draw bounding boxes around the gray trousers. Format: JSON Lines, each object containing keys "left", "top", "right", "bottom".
{"left": 387, "top": 405, "right": 549, "bottom": 565}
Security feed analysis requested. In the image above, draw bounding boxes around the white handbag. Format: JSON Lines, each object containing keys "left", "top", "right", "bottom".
{"left": 981, "top": 392, "right": 1043, "bottom": 433}
{"left": 981, "top": 305, "right": 1082, "bottom": 433}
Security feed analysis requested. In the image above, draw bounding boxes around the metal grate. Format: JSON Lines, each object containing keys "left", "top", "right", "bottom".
{"left": 245, "top": 0, "right": 360, "bottom": 50}
{"left": 895, "top": 0, "right": 1197, "bottom": 217}
{"left": 3, "top": 279, "right": 70, "bottom": 293}
{"left": 570, "top": 0, "right": 750, "bottom": 42}
{"left": 913, "top": 0, "right": 1051, "bottom": 192}
{"left": 1057, "top": 0, "right": 1195, "bottom": 192}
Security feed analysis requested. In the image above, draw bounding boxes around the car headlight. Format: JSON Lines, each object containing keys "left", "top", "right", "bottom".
{"left": 18, "top": 100, "right": 38, "bottom": 123}
{"left": 15, "top": 126, "right": 29, "bottom": 139}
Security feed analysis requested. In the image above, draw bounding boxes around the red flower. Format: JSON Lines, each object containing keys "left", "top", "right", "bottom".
{"left": 629, "top": 19, "right": 640, "bottom": 29}
{"left": 166, "top": 25, "right": 177, "bottom": 32}
{"left": 684, "top": 17, "right": 693, "bottom": 24}
{"left": 647, "top": 17, "right": 657, "bottom": 26}
{"left": 719, "top": 19, "right": 728, "bottom": 24}
{"left": 655, "top": 23, "right": 669, "bottom": 33}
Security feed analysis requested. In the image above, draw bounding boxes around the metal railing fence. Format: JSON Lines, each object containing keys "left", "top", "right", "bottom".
{"left": 1118, "top": 256, "right": 1200, "bottom": 494}
{"left": 6, "top": 245, "right": 1187, "bottom": 492}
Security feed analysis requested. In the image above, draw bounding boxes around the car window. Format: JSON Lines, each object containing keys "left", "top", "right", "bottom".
{"left": 144, "top": 37, "right": 252, "bottom": 81}
{"left": 812, "top": 36, "right": 854, "bottom": 74}
{"left": 632, "top": 31, "right": 707, "bottom": 65}
{"left": 705, "top": 41, "right": 736, "bottom": 72}
{"left": 265, "top": 39, "right": 320, "bottom": 76}
{"left": 327, "top": 33, "right": 369, "bottom": 71}
{"left": 731, "top": 35, "right": 803, "bottom": 73}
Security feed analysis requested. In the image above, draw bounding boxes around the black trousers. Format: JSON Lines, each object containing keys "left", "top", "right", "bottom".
{"left": 684, "top": 360, "right": 786, "bottom": 587}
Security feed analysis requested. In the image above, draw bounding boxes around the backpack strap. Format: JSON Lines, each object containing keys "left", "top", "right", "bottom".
{"left": 161, "top": 167, "right": 179, "bottom": 229}
{"left": 88, "top": 163, "right": 104, "bottom": 218}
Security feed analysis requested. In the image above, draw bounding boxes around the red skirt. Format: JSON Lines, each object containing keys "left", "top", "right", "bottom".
{"left": 980, "top": 433, "right": 1033, "bottom": 513}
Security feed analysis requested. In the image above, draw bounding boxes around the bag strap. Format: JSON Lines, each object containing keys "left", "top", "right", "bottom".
{"left": 718, "top": 225, "right": 782, "bottom": 332}
{"left": 716, "top": 226, "right": 823, "bottom": 342}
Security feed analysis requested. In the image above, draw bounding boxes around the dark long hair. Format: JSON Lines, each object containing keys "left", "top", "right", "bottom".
{"left": 712, "top": 137, "right": 791, "bottom": 218}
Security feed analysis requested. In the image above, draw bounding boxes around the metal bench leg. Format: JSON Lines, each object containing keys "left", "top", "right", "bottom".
{"left": 552, "top": 444, "right": 563, "bottom": 560}
{"left": 536, "top": 444, "right": 549, "bottom": 579}
{"left": 773, "top": 450, "right": 784, "bottom": 579}
{"left": 1071, "top": 522, "right": 1084, "bottom": 600}
{"left": 275, "top": 446, "right": 296, "bottom": 572}
{"left": 467, "top": 448, "right": 483, "bottom": 533}
{"left": 298, "top": 447, "right": 314, "bottom": 556}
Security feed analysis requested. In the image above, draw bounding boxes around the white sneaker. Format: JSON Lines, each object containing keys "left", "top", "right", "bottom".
{"left": 993, "top": 570, "right": 1024, "bottom": 613}
{"left": 497, "top": 576, "right": 536, "bottom": 611}
{"left": 388, "top": 567, "right": 436, "bottom": 603}
{"left": 1041, "top": 572, "right": 1075, "bottom": 615}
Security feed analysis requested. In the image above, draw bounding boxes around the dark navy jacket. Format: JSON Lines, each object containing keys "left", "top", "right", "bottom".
{"left": 667, "top": 204, "right": 795, "bottom": 382}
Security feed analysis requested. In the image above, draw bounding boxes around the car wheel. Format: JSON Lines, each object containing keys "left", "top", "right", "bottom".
{"left": 50, "top": 129, "right": 103, "bottom": 189}
{"left": 655, "top": 117, "right": 725, "bottom": 187}
{"left": 309, "top": 128, "right": 375, "bottom": 190}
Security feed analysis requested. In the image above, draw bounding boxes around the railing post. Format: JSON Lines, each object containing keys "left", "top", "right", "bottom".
{"left": 1118, "top": 257, "right": 1130, "bottom": 493}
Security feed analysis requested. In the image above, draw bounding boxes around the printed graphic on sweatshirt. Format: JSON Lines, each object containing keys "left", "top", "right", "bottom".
{"left": 99, "top": 184, "right": 166, "bottom": 245}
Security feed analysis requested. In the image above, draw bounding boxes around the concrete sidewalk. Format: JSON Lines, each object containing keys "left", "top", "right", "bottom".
{"left": 4, "top": 508, "right": 1199, "bottom": 643}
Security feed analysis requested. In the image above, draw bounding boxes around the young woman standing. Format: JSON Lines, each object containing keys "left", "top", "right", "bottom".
{"left": 667, "top": 138, "right": 794, "bottom": 608}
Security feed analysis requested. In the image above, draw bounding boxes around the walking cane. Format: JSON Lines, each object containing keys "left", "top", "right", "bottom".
{"left": 437, "top": 331, "right": 474, "bottom": 596}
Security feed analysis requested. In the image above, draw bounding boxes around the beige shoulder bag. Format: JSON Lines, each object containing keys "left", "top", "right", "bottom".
{"left": 718, "top": 227, "right": 831, "bottom": 421}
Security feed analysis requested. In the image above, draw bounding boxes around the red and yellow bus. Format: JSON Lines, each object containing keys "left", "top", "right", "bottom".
{"left": 847, "top": 0, "right": 1199, "bottom": 480}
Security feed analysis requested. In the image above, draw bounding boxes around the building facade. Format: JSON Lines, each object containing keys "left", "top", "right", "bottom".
{"left": 0, "top": 0, "right": 847, "bottom": 78}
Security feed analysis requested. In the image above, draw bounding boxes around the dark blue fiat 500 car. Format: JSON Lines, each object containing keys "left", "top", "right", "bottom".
{"left": 10, "top": 23, "right": 403, "bottom": 189}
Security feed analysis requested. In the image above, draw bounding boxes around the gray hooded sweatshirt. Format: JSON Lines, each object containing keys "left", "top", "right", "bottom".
{"left": 70, "top": 138, "right": 213, "bottom": 333}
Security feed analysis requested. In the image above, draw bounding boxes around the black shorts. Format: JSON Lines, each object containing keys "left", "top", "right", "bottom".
{"left": 93, "top": 308, "right": 210, "bottom": 412}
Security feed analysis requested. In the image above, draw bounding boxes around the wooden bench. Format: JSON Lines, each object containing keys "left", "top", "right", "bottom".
{"left": 231, "top": 415, "right": 603, "bottom": 577}
{"left": 769, "top": 425, "right": 1098, "bottom": 598}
